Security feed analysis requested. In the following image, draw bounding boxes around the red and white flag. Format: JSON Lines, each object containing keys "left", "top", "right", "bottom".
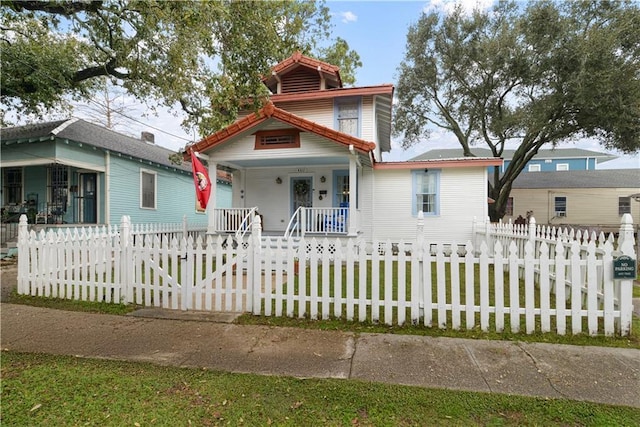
{"left": 191, "top": 151, "right": 211, "bottom": 212}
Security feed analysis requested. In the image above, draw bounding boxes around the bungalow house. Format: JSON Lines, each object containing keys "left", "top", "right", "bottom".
{"left": 503, "top": 169, "right": 640, "bottom": 233}
{"left": 186, "top": 52, "right": 501, "bottom": 244}
{"left": 1, "top": 118, "right": 232, "bottom": 229}
{"left": 412, "top": 148, "right": 617, "bottom": 173}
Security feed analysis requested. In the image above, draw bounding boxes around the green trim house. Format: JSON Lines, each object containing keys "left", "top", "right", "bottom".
{"left": 1, "top": 118, "right": 231, "bottom": 226}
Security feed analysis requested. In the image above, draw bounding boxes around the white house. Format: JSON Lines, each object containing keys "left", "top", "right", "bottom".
{"left": 187, "top": 52, "right": 501, "bottom": 244}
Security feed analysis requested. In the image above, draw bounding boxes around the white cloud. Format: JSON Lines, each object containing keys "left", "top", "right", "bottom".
{"left": 338, "top": 11, "right": 357, "bottom": 24}
{"left": 424, "top": 0, "right": 495, "bottom": 16}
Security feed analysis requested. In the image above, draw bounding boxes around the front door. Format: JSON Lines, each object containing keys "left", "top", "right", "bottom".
{"left": 80, "top": 173, "right": 97, "bottom": 223}
{"left": 291, "top": 176, "right": 313, "bottom": 215}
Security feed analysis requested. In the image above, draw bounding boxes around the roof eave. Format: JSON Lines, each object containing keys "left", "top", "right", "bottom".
{"left": 374, "top": 158, "right": 503, "bottom": 169}
{"left": 186, "top": 102, "right": 376, "bottom": 159}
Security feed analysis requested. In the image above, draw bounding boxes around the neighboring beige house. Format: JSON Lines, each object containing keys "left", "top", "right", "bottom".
{"left": 504, "top": 169, "right": 640, "bottom": 233}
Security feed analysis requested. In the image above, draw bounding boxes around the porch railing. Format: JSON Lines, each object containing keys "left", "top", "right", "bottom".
{"left": 284, "top": 207, "right": 349, "bottom": 239}
{"left": 235, "top": 207, "right": 259, "bottom": 240}
{"left": 213, "top": 208, "right": 258, "bottom": 234}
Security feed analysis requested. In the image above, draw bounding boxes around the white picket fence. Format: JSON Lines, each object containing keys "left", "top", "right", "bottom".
{"left": 16, "top": 213, "right": 636, "bottom": 336}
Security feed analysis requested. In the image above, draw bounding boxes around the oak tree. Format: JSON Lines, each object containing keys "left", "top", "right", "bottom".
{"left": 393, "top": 0, "right": 640, "bottom": 221}
{"left": 1, "top": 0, "right": 361, "bottom": 135}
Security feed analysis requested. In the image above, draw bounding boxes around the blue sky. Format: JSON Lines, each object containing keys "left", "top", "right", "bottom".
{"left": 73, "top": 0, "right": 637, "bottom": 169}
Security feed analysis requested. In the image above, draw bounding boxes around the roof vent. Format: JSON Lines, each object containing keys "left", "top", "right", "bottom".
{"left": 141, "top": 131, "right": 155, "bottom": 144}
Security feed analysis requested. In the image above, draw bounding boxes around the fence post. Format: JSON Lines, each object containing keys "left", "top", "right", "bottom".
{"left": 415, "top": 211, "right": 425, "bottom": 321}
{"left": 17, "top": 214, "right": 29, "bottom": 294}
{"left": 120, "top": 215, "right": 132, "bottom": 304}
{"left": 251, "top": 214, "right": 262, "bottom": 314}
{"left": 618, "top": 214, "right": 636, "bottom": 335}
{"left": 528, "top": 216, "right": 536, "bottom": 245}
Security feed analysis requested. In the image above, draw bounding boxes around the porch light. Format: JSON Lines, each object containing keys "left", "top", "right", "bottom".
{"left": 320, "top": 176, "right": 326, "bottom": 183}
{"left": 276, "top": 177, "right": 282, "bottom": 184}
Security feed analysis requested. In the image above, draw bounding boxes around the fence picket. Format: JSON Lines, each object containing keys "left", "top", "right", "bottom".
{"left": 436, "top": 243, "right": 446, "bottom": 329}
{"left": 570, "top": 242, "right": 583, "bottom": 334}
{"left": 494, "top": 241, "right": 505, "bottom": 332}
{"left": 358, "top": 240, "right": 367, "bottom": 322}
{"left": 602, "top": 241, "right": 614, "bottom": 336}
{"left": 587, "top": 241, "right": 598, "bottom": 336}
{"left": 309, "top": 239, "right": 319, "bottom": 320}
{"left": 450, "top": 242, "right": 461, "bottom": 330}
{"left": 479, "top": 242, "right": 489, "bottom": 331}
{"left": 322, "top": 238, "right": 333, "bottom": 320}
{"left": 397, "top": 241, "right": 407, "bottom": 326}
{"left": 509, "top": 242, "right": 520, "bottom": 333}
{"left": 539, "top": 242, "right": 551, "bottom": 333}
{"left": 371, "top": 241, "right": 380, "bottom": 323}
{"left": 422, "top": 244, "right": 433, "bottom": 327}
{"left": 346, "top": 239, "right": 356, "bottom": 321}
{"left": 15, "top": 213, "right": 635, "bottom": 337}
{"left": 464, "top": 242, "right": 474, "bottom": 330}
{"left": 383, "top": 240, "right": 394, "bottom": 325}
{"left": 297, "top": 240, "right": 307, "bottom": 318}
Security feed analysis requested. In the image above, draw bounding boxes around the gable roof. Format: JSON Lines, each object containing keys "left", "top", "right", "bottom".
{"left": 511, "top": 169, "right": 640, "bottom": 189}
{"left": 412, "top": 148, "right": 617, "bottom": 163}
{"left": 187, "top": 101, "right": 376, "bottom": 157}
{"left": 263, "top": 51, "right": 342, "bottom": 92}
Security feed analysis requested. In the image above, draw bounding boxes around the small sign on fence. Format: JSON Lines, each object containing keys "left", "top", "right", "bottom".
{"left": 613, "top": 255, "right": 636, "bottom": 280}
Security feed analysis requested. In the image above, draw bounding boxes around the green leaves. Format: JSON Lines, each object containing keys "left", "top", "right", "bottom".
{"left": 1, "top": 0, "right": 360, "bottom": 136}
{"left": 393, "top": 0, "right": 640, "bottom": 220}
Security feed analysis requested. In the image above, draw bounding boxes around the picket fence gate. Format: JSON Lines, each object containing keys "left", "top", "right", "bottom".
{"left": 17, "top": 213, "right": 636, "bottom": 336}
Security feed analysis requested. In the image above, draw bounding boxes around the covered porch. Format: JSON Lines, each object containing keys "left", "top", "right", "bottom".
{"left": 203, "top": 158, "right": 362, "bottom": 239}
{"left": 1, "top": 162, "right": 101, "bottom": 226}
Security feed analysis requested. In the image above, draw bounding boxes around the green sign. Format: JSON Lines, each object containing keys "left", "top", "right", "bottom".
{"left": 613, "top": 256, "right": 636, "bottom": 280}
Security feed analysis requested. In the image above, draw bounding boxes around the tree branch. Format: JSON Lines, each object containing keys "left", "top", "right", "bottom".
{"left": 6, "top": 0, "right": 104, "bottom": 15}
{"left": 73, "top": 59, "right": 129, "bottom": 82}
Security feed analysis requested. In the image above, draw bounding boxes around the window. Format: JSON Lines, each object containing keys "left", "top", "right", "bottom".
{"left": 619, "top": 197, "right": 631, "bottom": 215}
{"left": 334, "top": 97, "right": 360, "bottom": 137}
{"left": 140, "top": 170, "right": 156, "bottom": 209}
{"left": 505, "top": 197, "right": 514, "bottom": 216}
{"left": 3, "top": 167, "right": 22, "bottom": 205}
{"left": 254, "top": 129, "right": 300, "bottom": 149}
{"left": 412, "top": 170, "right": 439, "bottom": 216}
{"left": 554, "top": 196, "right": 567, "bottom": 217}
{"left": 528, "top": 164, "right": 541, "bottom": 172}
{"left": 556, "top": 163, "right": 569, "bottom": 171}
{"left": 49, "top": 165, "right": 68, "bottom": 208}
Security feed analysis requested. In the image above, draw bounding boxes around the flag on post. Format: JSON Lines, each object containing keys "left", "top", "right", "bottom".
{"left": 191, "top": 151, "right": 211, "bottom": 212}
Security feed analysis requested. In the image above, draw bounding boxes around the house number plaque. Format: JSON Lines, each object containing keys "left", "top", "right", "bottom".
{"left": 613, "top": 255, "right": 636, "bottom": 280}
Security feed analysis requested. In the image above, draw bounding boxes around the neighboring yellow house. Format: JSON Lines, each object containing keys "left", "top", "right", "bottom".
{"left": 504, "top": 169, "right": 640, "bottom": 234}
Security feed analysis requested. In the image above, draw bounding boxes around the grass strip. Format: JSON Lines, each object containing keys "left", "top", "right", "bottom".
{"left": 2, "top": 351, "right": 639, "bottom": 427}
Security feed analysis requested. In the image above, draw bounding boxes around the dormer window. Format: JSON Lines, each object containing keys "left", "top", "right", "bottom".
{"left": 334, "top": 97, "right": 361, "bottom": 137}
{"left": 254, "top": 129, "right": 300, "bottom": 149}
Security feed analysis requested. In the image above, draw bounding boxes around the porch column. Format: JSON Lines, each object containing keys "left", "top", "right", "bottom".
{"left": 207, "top": 161, "right": 217, "bottom": 235}
{"left": 348, "top": 156, "right": 357, "bottom": 236}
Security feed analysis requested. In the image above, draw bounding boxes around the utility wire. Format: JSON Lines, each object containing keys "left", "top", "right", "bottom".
{"left": 2, "top": 53, "right": 195, "bottom": 144}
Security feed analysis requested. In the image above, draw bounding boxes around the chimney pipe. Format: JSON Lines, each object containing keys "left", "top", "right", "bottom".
{"left": 141, "top": 131, "right": 155, "bottom": 144}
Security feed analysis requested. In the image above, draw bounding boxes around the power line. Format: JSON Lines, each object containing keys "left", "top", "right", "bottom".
{"left": 2, "top": 53, "right": 196, "bottom": 145}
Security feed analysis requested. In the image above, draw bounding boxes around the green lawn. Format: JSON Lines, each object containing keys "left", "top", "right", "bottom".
{"left": 2, "top": 351, "right": 639, "bottom": 427}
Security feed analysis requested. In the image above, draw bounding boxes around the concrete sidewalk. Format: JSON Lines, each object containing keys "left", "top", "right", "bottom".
{"left": 1, "top": 303, "right": 639, "bottom": 408}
